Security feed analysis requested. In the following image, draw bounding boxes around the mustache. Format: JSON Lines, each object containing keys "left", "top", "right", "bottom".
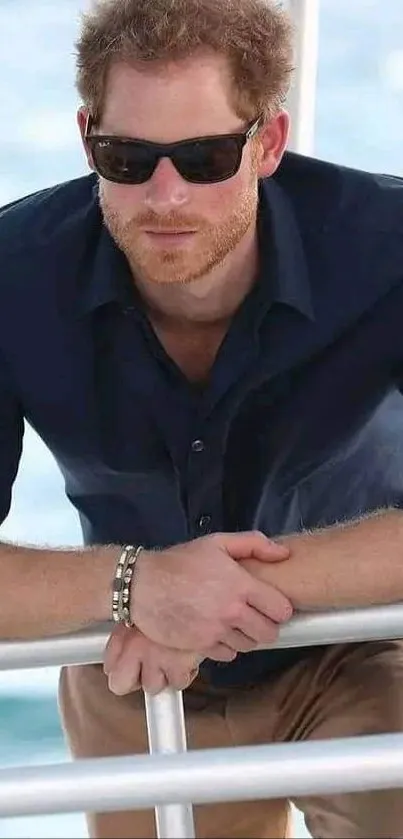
{"left": 125, "top": 212, "right": 207, "bottom": 231}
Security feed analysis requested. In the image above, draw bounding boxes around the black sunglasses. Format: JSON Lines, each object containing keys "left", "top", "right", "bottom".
{"left": 85, "top": 114, "right": 264, "bottom": 185}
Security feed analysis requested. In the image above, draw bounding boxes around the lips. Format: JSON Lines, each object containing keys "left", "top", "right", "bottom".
{"left": 143, "top": 229, "right": 197, "bottom": 247}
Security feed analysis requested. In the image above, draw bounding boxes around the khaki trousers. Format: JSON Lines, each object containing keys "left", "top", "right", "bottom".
{"left": 59, "top": 640, "right": 403, "bottom": 838}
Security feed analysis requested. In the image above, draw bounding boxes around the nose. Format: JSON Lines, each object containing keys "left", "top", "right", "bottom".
{"left": 143, "top": 156, "right": 190, "bottom": 214}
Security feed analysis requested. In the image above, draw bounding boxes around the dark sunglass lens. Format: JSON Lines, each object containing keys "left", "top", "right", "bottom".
{"left": 92, "top": 141, "right": 156, "bottom": 184}
{"left": 175, "top": 138, "right": 241, "bottom": 183}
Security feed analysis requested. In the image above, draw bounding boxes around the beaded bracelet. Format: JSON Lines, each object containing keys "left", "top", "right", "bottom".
{"left": 112, "top": 544, "right": 143, "bottom": 627}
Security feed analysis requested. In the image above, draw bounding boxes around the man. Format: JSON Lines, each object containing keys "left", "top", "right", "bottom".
{"left": 2, "top": 0, "right": 403, "bottom": 835}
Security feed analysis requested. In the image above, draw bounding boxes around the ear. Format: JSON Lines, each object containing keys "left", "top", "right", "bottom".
{"left": 77, "top": 106, "right": 95, "bottom": 172}
{"left": 256, "top": 110, "right": 290, "bottom": 178}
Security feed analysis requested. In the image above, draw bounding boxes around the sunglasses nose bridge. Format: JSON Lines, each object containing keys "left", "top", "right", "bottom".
{"left": 147, "top": 152, "right": 188, "bottom": 184}
{"left": 143, "top": 155, "right": 191, "bottom": 208}
{"left": 146, "top": 150, "right": 161, "bottom": 180}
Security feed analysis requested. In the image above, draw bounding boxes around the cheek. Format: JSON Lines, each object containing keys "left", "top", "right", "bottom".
{"left": 195, "top": 175, "right": 246, "bottom": 215}
{"left": 100, "top": 181, "right": 145, "bottom": 220}
{"left": 197, "top": 169, "right": 255, "bottom": 221}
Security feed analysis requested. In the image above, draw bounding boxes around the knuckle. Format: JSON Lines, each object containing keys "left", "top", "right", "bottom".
{"left": 214, "top": 645, "right": 236, "bottom": 662}
{"left": 201, "top": 625, "right": 222, "bottom": 647}
{"left": 224, "top": 600, "right": 245, "bottom": 625}
{"left": 214, "top": 651, "right": 228, "bottom": 662}
{"left": 213, "top": 618, "right": 227, "bottom": 647}
{"left": 230, "top": 635, "right": 246, "bottom": 651}
{"left": 173, "top": 670, "right": 193, "bottom": 689}
{"left": 208, "top": 619, "right": 222, "bottom": 639}
{"left": 233, "top": 638, "right": 252, "bottom": 653}
{"left": 217, "top": 649, "right": 235, "bottom": 661}
{"left": 250, "top": 616, "right": 272, "bottom": 639}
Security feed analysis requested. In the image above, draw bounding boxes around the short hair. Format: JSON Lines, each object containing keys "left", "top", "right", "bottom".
{"left": 75, "top": 0, "right": 294, "bottom": 123}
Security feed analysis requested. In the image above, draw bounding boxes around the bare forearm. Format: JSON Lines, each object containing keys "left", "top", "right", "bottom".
{"left": 241, "top": 509, "right": 403, "bottom": 611}
{"left": 0, "top": 541, "right": 118, "bottom": 639}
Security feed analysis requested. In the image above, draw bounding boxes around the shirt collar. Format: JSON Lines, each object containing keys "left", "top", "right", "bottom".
{"left": 78, "top": 174, "right": 314, "bottom": 321}
{"left": 78, "top": 227, "right": 134, "bottom": 316}
{"left": 77, "top": 181, "right": 135, "bottom": 316}
{"left": 256, "top": 176, "right": 315, "bottom": 321}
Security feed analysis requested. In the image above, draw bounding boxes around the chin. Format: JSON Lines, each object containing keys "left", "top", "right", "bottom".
{"left": 143, "top": 269, "right": 199, "bottom": 286}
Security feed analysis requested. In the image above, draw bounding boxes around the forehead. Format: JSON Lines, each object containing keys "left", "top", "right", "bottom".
{"left": 101, "top": 53, "right": 244, "bottom": 142}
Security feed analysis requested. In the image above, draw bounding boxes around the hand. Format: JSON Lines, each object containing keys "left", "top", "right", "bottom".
{"left": 104, "top": 624, "right": 204, "bottom": 695}
{"left": 131, "top": 531, "right": 292, "bottom": 655}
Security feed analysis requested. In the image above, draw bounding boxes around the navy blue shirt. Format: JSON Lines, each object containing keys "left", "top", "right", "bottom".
{"left": 2, "top": 151, "right": 403, "bottom": 685}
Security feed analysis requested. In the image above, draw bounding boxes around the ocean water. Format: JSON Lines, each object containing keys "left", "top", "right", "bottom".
{"left": 0, "top": 0, "right": 402, "bottom": 836}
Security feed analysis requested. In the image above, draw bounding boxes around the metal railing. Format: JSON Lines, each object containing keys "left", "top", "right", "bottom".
{"left": 3, "top": 603, "right": 403, "bottom": 670}
{"left": 2, "top": 604, "right": 403, "bottom": 837}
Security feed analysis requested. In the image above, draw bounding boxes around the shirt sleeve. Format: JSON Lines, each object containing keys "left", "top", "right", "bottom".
{"left": 0, "top": 352, "right": 23, "bottom": 526}
{"left": 297, "top": 390, "right": 403, "bottom": 529}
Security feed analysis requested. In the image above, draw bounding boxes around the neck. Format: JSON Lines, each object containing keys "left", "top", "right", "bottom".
{"left": 134, "top": 224, "right": 259, "bottom": 327}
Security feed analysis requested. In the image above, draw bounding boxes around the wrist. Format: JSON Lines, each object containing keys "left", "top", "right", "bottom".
{"left": 91, "top": 544, "right": 123, "bottom": 622}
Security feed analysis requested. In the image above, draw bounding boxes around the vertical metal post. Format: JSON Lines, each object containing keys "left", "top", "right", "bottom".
{"left": 286, "top": 0, "right": 320, "bottom": 154}
{"left": 145, "top": 690, "right": 196, "bottom": 838}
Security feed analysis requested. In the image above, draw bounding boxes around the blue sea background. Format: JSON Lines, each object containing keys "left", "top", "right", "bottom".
{"left": 0, "top": 0, "right": 402, "bottom": 835}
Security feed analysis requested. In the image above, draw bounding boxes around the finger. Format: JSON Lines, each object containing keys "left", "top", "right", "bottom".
{"left": 106, "top": 628, "right": 143, "bottom": 694}
{"left": 222, "top": 627, "right": 259, "bottom": 653}
{"left": 103, "top": 624, "right": 131, "bottom": 675}
{"left": 166, "top": 666, "right": 199, "bottom": 691}
{"left": 220, "top": 531, "right": 290, "bottom": 562}
{"left": 203, "top": 643, "right": 237, "bottom": 662}
{"left": 248, "top": 583, "right": 293, "bottom": 624}
{"left": 108, "top": 657, "right": 141, "bottom": 695}
{"left": 236, "top": 606, "right": 280, "bottom": 645}
{"left": 141, "top": 661, "right": 167, "bottom": 695}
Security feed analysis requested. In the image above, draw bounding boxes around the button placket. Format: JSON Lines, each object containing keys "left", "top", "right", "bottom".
{"left": 186, "top": 418, "right": 227, "bottom": 537}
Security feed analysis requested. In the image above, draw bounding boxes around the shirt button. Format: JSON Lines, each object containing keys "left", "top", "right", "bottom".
{"left": 198, "top": 514, "right": 212, "bottom": 533}
{"left": 191, "top": 439, "right": 205, "bottom": 453}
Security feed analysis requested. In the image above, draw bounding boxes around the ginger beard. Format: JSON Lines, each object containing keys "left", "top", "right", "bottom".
{"left": 99, "top": 163, "right": 259, "bottom": 286}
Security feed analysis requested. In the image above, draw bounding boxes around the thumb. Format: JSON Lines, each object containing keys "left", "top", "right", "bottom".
{"left": 221, "top": 531, "right": 290, "bottom": 563}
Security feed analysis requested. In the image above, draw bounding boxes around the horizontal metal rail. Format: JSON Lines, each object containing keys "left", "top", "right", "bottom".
{"left": 1, "top": 603, "right": 403, "bottom": 670}
{"left": 0, "top": 733, "right": 403, "bottom": 818}
{"left": 1, "top": 603, "right": 403, "bottom": 835}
